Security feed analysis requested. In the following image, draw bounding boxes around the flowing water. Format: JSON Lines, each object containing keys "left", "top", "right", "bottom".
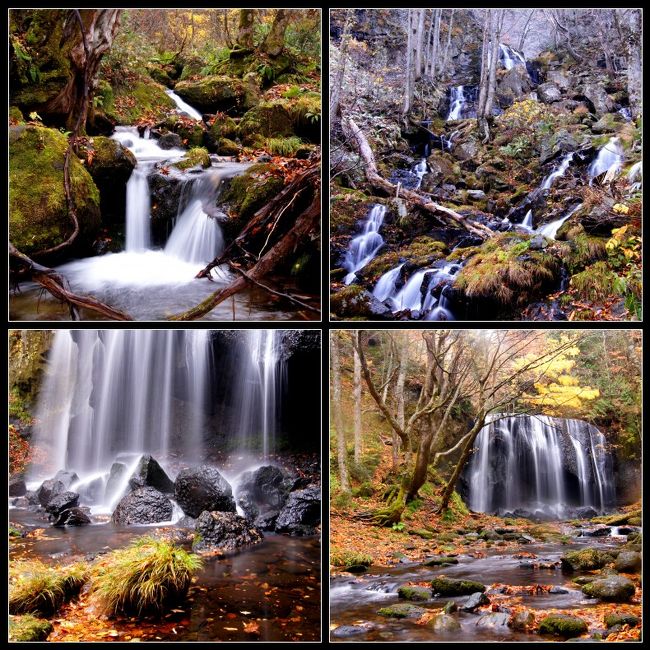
{"left": 588, "top": 137, "right": 624, "bottom": 182}
{"left": 447, "top": 85, "right": 466, "bottom": 121}
{"left": 465, "top": 415, "right": 615, "bottom": 518}
{"left": 537, "top": 203, "right": 582, "bottom": 240}
{"left": 499, "top": 43, "right": 527, "bottom": 70}
{"left": 343, "top": 204, "right": 387, "bottom": 284}
{"left": 541, "top": 152, "right": 574, "bottom": 190}
{"left": 165, "top": 89, "right": 204, "bottom": 121}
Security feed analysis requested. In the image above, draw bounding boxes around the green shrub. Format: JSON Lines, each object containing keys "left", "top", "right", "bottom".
{"left": 263, "top": 136, "right": 303, "bottom": 156}
{"left": 331, "top": 550, "right": 373, "bottom": 568}
{"left": 9, "top": 614, "right": 53, "bottom": 641}
{"left": 91, "top": 536, "right": 202, "bottom": 616}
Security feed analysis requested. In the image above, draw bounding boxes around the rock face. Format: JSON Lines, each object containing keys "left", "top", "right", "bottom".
{"left": 192, "top": 511, "right": 263, "bottom": 552}
{"left": 128, "top": 455, "right": 175, "bottom": 494}
{"left": 112, "top": 487, "right": 173, "bottom": 526}
{"left": 274, "top": 486, "right": 321, "bottom": 535}
{"left": 10, "top": 125, "right": 101, "bottom": 257}
{"left": 174, "top": 465, "right": 236, "bottom": 518}
{"left": 44, "top": 491, "right": 79, "bottom": 516}
{"left": 9, "top": 476, "right": 27, "bottom": 497}
{"left": 236, "top": 465, "right": 291, "bottom": 530}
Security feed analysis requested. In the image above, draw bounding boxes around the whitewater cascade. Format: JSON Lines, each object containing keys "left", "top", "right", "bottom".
{"left": 499, "top": 43, "right": 526, "bottom": 70}
{"left": 165, "top": 89, "right": 203, "bottom": 121}
{"left": 343, "top": 204, "right": 387, "bottom": 284}
{"left": 465, "top": 415, "right": 615, "bottom": 518}
{"left": 538, "top": 203, "right": 582, "bottom": 240}
{"left": 447, "top": 85, "right": 466, "bottom": 120}
{"left": 541, "top": 152, "right": 574, "bottom": 190}
{"left": 589, "top": 136, "right": 624, "bottom": 182}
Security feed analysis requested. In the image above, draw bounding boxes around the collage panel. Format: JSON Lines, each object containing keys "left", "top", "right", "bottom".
{"left": 9, "top": 329, "right": 322, "bottom": 641}
{"left": 329, "top": 9, "right": 642, "bottom": 322}
{"left": 9, "top": 8, "right": 321, "bottom": 322}
{"left": 329, "top": 329, "right": 642, "bottom": 642}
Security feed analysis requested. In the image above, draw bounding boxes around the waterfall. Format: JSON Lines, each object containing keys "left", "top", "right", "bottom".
{"left": 447, "top": 85, "right": 465, "bottom": 120}
{"left": 373, "top": 263, "right": 404, "bottom": 302}
{"left": 165, "top": 200, "right": 225, "bottom": 264}
{"left": 165, "top": 89, "right": 203, "bottom": 121}
{"left": 412, "top": 158, "right": 427, "bottom": 189}
{"left": 538, "top": 203, "right": 582, "bottom": 240}
{"left": 29, "top": 330, "right": 212, "bottom": 484}
{"left": 499, "top": 43, "right": 526, "bottom": 70}
{"left": 521, "top": 209, "right": 534, "bottom": 229}
{"left": 125, "top": 165, "right": 153, "bottom": 251}
{"left": 343, "top": 204, "right": 387, "bottom": 284}
{"left": 235, "top": 331, "right": 285, "bottom": 458}
{"left": 589, "top": 137, "right": 624, "bottom": 182}
{"left": 541, "top": 152, "right": 574, "bottom": 190}
{"left": 390, "top": 269, "right": 430, "bottom": 312}
{"left": 465, "top": 415, "right": 615, "bottom": 518}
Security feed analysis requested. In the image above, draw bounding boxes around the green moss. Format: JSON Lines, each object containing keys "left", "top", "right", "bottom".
{"left": 560, "top": 548, "right": 614, "bottom": 572}
{"left": 538, "top": 614, "right": 588, "bottom": 638}
{"left": 410, "top": 528, "right": 435, "bottom": 540}
{"left": 330, "top": 188, "right": 373, "bottom": 234}
{"left": 431, "top": 578, "right": 485, "bottom": 596}
{"left": 9, "top": 614, "right": 53, "bottom": 642}
{"left": 106, "top": 77, "right": 175, "bottom": 125}
{"left": 570, "top": 261, "right": 620, "bottom": 302}
{"left": 173, "top": 146, "right": 211, "bottom": 171}
{"left": 377, "top": 603, "right": 426, "bottom": 619}
{"left": 604, "top": 613, "right": 640, "bottom": 628}
{"left": 239, "top": 100, "right": 294, "bottom": 144}
{"left": 331, "top": 550, "right": 373, "bottom": 568}
{"left": 174, "top": 75, "right": 256, "bottom": 114}
{"left": 10, "top": 106, "right": 24, "bottom": 122}
{"left": 9, "top": 125, "right": 100, "bottom": 255}
{"left": 262, "top": 136, "right": 303, "bottom": 156}
{"left": 210, "top": 115, "right": 238, "bottom": 140}
{"left": 330, "top": 284, "right": 372, "bottom": 319}
{"left": 424, "top": 556, "right": 459, "bottom": 566}
{"left": 397, "top": 585, "right": 431, "bottom": 601}
{"left": 217, "top": 138, "right": 241, "bottom": 156}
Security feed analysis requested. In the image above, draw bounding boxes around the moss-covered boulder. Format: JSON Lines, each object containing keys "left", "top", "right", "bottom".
{"left": 397, "top": 585, "right": 431, "bottom": 601}
{"left": 10, "top": 125, "right": 101, "bottom": 256}
{"left": 538, "top": 614, "right": 588, "bottom": 638}
{"left": 330, "top": 285, "right": 392, "bottom": 320}
{"left": 10, "top": 106, "right": 24, "bottom": 123}
{"left": 604, "top": 613, "right": 640, "bottom": 628}
{"left": 239, "top": 100, "right": 294, "bottom": 145}
{"left": 614, "top": 551, "right": 641, "bottom": 573}
{"left": 424, "top": 556, "right": 459, "bottom": 566}
{"left": 83, "top": 136, "right": 135, "bottom": 223}
{"left": 172, "top": 147, "right": 211, "bottom": 171}
{"left": 428, "top": 613, "right": 461, "bottom": 632}
{"left": 561, "top": 548, "right": 615, "bottom": 572}
{"left": 174, "top": 75, "right": 257, "bottom": 115}
{"left": 217, "top": 138, "right": 241, "bottom": 156}
{"left": 330, "top": 188, "right": 374, "bottom": 235}
{"left": 431, "top": 578, "right": 485, "bottom": 596}
{"left": 103, "top": 77, "right": 175, "bottom": 125}
{"left": 377, "top": 603, "right": 426, "bottom": 619}
{"left": 204, "top": 115, "right": 238, "bottom": 152}
{"left": 582, "top": 576, "right": 636, "bottom": 602}
{"left": 9, "top": 614, "right": 53, "bottom": 642}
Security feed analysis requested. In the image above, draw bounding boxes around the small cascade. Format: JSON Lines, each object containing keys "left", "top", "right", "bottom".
{"left": 165, "top": 89, "right": 203, "bottom": 121}
{"left": 465, "top": 415, "right": 616, "bottom": 518}
{"left": 343, "top": 204, "right": 387, "bottom": 284}
{"left": 588, "top": 137, "right": 624, "bottom": 182}
{"left": 537, "top": 203, "right": 582, "bottom": 240}
{"left": 412, "top": 158, "right": 427, "bottom": 189}
{"left": 618, "top": 107, "right": 632, "bottom": 122}
{"left": 541, "top": 152, "right": 574, "bottom": 190}
{"left": 627, "top": 160, "right": 642, "bottom": 188}
{"left": 125, "top": 165, "right": 153, "bottom": 251}
{"left": 390, "top": 269, "right": 430, "bottom": 312}
{"left": 372, "top": 263, "right": 404, "bottom": 302}
{"left": 112, "top": 126, "right": 185, "bottom": 162}
{"left": 521, "top": 209, "right": 534, "bottom": 230}
{"left": 165, "top": 200, "right": 225, "bottom": 264}
{"left": 447, "top": 85, "right": 465, "bottom": 120}
{"left": 499, "top": 43, "right": 526, "bottom": 70}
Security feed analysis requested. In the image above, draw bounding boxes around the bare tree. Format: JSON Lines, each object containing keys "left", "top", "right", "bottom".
{"left": 517, "top": 9, "right": 536, "bottom": 51}
{"left": 414, "top": 9, "right": 426, "bottom": 80}
{"left": 353, "top": 331, "right": 362, "bottom": 464}
{"left": 402, "top": 9, "right": 414, "bottom": 114}
{"left": 331, "top": 332, "right": 350, "bottom": 492}
{"left": 329, "top": 9, "right": 352, "bottom": 119}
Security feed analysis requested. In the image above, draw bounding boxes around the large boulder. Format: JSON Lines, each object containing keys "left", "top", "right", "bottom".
{"left": 577, "top": 82, "right": 615, "bottom": 116}
{"left": 158, "top": 132, "right": 183, "bottom": 150}
{"left": 428, "top": 613, "right": 461, "bottom": 631}
{"left": 236, "top": 465, "right": 291, "bottom": 529}
{"left": 9, "top": 476, "right": 27, "bottom": 497}
{"left": 112, "top": 486, "right": 173, "bottom": 526}
{"left": 174, "top": 465, "right": 236, "bottom": 518}
{"left": 44, "top": 490, "right": 79, "bottom": 516}
{"left": 537, "top": 82, "right": 562, "bottom": 103}
{"left": 581, "top": 575, "right": 636, "bottom": 602}
{"left": 614, "top": 551, "right": 641, "bottom": 573}
{"left": 561, "top": 548, "right": 615, "bottom": 572}
{"left": 431, "top": 578, "right": 486, "bottom": 596}
{"left": 10, "top": 125, "right": 101, "bottom": 257}
{"left": 238, "top": 100, "right": 294, "bottom": 145}
{"left": 538, "top": 614, "right": 588, "bottom": 638}
{"left": 174, "top": 75, "right": 258, "bottom": 114}
{"left": 51, "top": 506, "right": 90, "bottom": 527}
{"left": 53, "top": 470, "right": 79, "bottom": 489}
{"left": 36, "top": 479, "right": 66, "bottom": 507}
{"left": 274, "top": 485, "right": 321, "bottom": 535}
{"left": 192, "top": 511, "right": 263, "bottom": 552}
{"left": 128, "top": 455, "right": 175, "bottom": 494}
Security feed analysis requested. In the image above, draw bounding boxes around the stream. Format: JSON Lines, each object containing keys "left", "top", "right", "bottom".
{"left": 330, "top": 534, "right": 627, "bottom": 642}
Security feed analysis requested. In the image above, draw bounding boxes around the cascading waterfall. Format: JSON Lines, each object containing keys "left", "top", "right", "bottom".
{"left": 537, "top": 203, "right": 582, "bottom": 240}
{"left": 465, "top": 415, "right": 615, "bottom": 518}
{"left": 372, "top": 263, "right": 404, "bottom": 302}
{"left": 541, "top": 152, "right": 574, "bottom": 190}
{"left": 589, "top": 136, "right": 624, "bottom": 182}
{"left": 499, "top": 43, "right": 526, "bottom": 70}
{"left": 521, "top": 209, "right": 534, "bottom": 229}
{"left": 343, "top": 204, "right": 387, "bottom": 284}
{"left": 125, "top": 166, "right": 153, "bottom": 251}
{"left": 447, "top": 85, "right": 466, "bottom": 120}
{"left": 165, "top": 89, "right": 203, "bottom": 121}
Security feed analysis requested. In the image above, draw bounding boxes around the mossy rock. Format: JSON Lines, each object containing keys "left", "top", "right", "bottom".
{"left": 397, "top": 585, "right": 431, "bottom": 601}
{"left": 570, "top": 261, "right": 620, "bottom": 302}
{"left": 538, "top": 614, "right": 588, "bottom": 638}
{"left": 205, "top": 115, "right": 239, "bottom": 151}
{"left": 214, "top": 51, "right": 294, "bottom": 83}
{"left": 330, "top": 188, "right": 374, "bottom": 235}
{"left": 329, "top": 285, "right": 392, "bottom": 320}
{"left": 428, "top": 613, "right": 461, "bottom": 632}
{"left": 581, "top": 576, "right": 635, "bottom": 602}
{"left": 561, "top": 548, "right": 615, "bottom": 572}
{"left": 239, "top": 101, "right": 294, "bottom": 145}
{"left": 217, "top": 138, "right": 241, "bottom": 156}
{"left": 10, "top": 125, "right": 100, "bottom": 256}
{"left": 604, "top": 613, "right": 640, "bottom": 628}
{"left": 10, "top": 106, "right": 24, "bottom": 123}
{"left": 431, "top": 578, "right": 485, "bottom": 596}
{"left": 174, "top": 75, "right": 257, "bottom": 115}
{"left": 104, "top": 77, "right": 175, "bottom": 125}
{"left": 377, "top": 603, "right": 426, "bottom": 619}
{"left": 9, "top": 614, "right": 53, "bottom": 641}
{"left": 177, "top": 123, "right": 206, "bottom": 148}
{"left": 173, "top": 146, "right": 211, "bottom": 171}
{"left": 409, "top": 529, "right": 435, "bottom": 540}
{"left": 424, "top": 556, "right": 459, "bottom": 566}
{"left": 147, "top": 63, "right": 174, "bottom": 87}
{"left": 331, "top": 550, "right": 373, "bottom": 568}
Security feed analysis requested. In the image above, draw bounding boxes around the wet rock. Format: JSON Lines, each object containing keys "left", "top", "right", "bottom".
{"left": 192, "top": 511, "right": 263, "bottom": 552}
{"left": 128, "top": 455, "right": 175, "bottom": 494}
{"left": 275, "top": 485, "right": 321, "bottom": 535}
{"left": 431, "top": 577, "right": 485, "bottom": 596}
{"left": 475, "top": 612, "right": 510, "bottom": 628}
{"left": 53, "top": 470, "right": 79, "bottom": 489}
{"left": 424, "top": 556, "right": 458, "bottom": 566}
{"left": 549, "top": 586, "right": 569, "bottom": 594}
{"left": 581, "top": 576, "right": 635, "bottom": 602}
{"left": 537, "top": 82, "right": 562, "bottom": 103}
{"left": 36, "top": 479, "right": 66, "bottom": 507}
{"left": 52, "top": 507, "right": 90, "bottom": 527}
{"left": 538, "top": 614, "right": 588, "bottom": 638}
{"left": 576, "top": 506, "right": 599, "bottom": 519}
{"left": 397, "top": 585, "right": 431, "bottom": 601}
{"left": 583, "top": 526, "right": 612, "bottom": 537}
{"left": 467, "top": 189, "right": 486, "bottom": 200}
{"left": 158, "top": 132, "right": 183, "bottom": 149}
{"left": 45, "top": 491, "right": 79, "bottom": 516}
{"left": 428, "top": 613, "right": 461, "bottom": 631}
{"left": 443, "top": 601, "right": 458, "bottom": 614}
{"left": 330, "top": 287, "right": 393, "bottom": 320}
{"left": 561, "top": 548, "right": 614, "bottom": 572}
{"left": 510, "top": 609, "right": 535, "bottom": 630}
{"left": 9, "top": 476, "right": 27, "bottom": 497}
{"left": 614, "top": 551, "right": 641, "bottom": 573}
{"left": 331, "top": 625, "right": 371, "bottom": 638}
{"left": 462, "top": 592, "right": 490, "bottom": 611}
{"left": 177, "top": 515, "right": 197, "bottom": 529}
{"left": 174, "top": 465, "right": 236, "bottom": 518}
{"left": 529, "top": 235, "right": 548, "bottom": 250}
{"left": 604, "top": 613, "right": 640, "bottom": 628}
{"left": 104, "top": 462, "right": 128, "bottom": 502}
{"left": 112, "top": 487, "right": 173, "bottom": 526}
{"left": 78, "top": 477, "right": 105, "bottom": 504}
{"left": 236, "top": 465, "right": 291, "bottom": 529}
{"left": 378, "top": 603, "right": 426, "bottom": 619}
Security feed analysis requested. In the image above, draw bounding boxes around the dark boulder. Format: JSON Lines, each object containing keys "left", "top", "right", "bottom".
{"left": 53, "top": 470, "right": 79, "bottom": 489}
{"left": 112, "top": 487, "right": 173, "bottom": 526}
{"left": 128, "top": 455, "right": 175, "bottom": 493}
{"left": 236, "top": 465, "right": 291, "bottom": 529}
{"left": 52, "top": 507, "right": 91, "bottom": 527}
{"left": 36, "top": 479, "right": 66, "bottom": 507}
{"left": 174, "top": 465, "right": 236, "bottom": 518}
{"left": 431, "top": 578, "right": 486, "bottom": 596}
{"left": 9, "top": 476, "right": 27, "bottom": 497}
{"left": 275, "top": 485, "right": 321, "bottom": 535}
{"left": 45, "top": 491, "right": 79, "bottom": 516}
{"left": 78, "top": 476, "right": 105, "bottom": 504}
{"left": 158, "top": 132, "right": 183, "bottom": 150}
{"left": 461, "top": 592, "right": 490, "bottom": 611}
{"left": 192, "top": 511, "right": 263, "bottom": 552}
{"left": 576, "top": 506, "right": 599, "bottom": 519}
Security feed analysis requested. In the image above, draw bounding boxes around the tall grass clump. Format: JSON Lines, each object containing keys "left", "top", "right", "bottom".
{"left": 9, "top": 560, "right": 88, "bottom": 616}
{"left": 91, "top": 536, "right": 202, "bottom": 616}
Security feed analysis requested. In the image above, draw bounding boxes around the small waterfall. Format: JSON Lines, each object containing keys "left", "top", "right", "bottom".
{"left": 465, "top": 415, "right": 615, "bottom": 518}
{"left": 412, "top": 158, "right": 427, "bottom": 189}
{"left": 343, "top": 204, "right": 387, "bottom": 284}
{"left": 165, "top": 89, "right": 203, "bottom": 121}
{"left": 541, "top": 153, "right": 574, "bottom": 190}
{"left": 537, "top": 203, "right": 582, "bottom": 240}
{"left": 521, "top": 209, "right": 534, "bottom": 230}
{"left": 589, "top": 137, "right": 624, "bottom": 182}
{"left": 125, "top": 165, "right": 152, "bottom": 252}
{"left": 372, "top": 263, "right": 404, "bottom": 302}
{"left": 447, "top": 85, "right": 465, "bottom": 120}
{"left": 390, "top": 269, "right": 430, "bottom": 312}
{"left": 499, "top": 43, "right": 526, "bottom": 70}
{"left": 165, "top": 200, "right": 225, "bottom": 264}
{"left": 627, "top": 160, "right": 642, "bottom": 188}
{"left": 112, "top": 126, "right": 185, "bottom": 162}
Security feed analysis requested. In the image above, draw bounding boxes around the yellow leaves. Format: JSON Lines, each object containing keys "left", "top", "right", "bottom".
{"left": 613, "top": 203, "right": 630, "bottom": 214}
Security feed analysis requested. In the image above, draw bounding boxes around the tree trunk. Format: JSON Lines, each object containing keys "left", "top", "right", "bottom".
{"left": 236, "top": 9, "right": 255, "bottom": 49}
{"left": 395, "top": 334, "right": 408, "bottom": 469}
{"left": 261, "top": 8, "right": 292, "bottom": 57}
{"left": 415, "top": 9, "right": 425, "bottom": 80}
{"left": 482, "top": 11, "right": 502, "bottom": 142}
{"left": 353, "top": 333, "right": 362, "bottom": 464}
{"left": 518, "top": 9, "right": 535, "bottom": 51}
{"left": 407, "top": 415, "right": 436, "bottom": 501}
{"left": 430, "top": 9, "right": 441, "bottom": 79}
{"left": 329, "top": 9, "right": 352, "bottom": 119}
{"left": 625, "top": 9, "right": 642, "bottom": 119}
{"left": 402, "top": 9, "right": 414, "bottom": 114}
{"left": 331, "top": 332, "right": 350, "bottom": 492}
{"left": 223, "top": 9, "right": 234, "bottom": 48}
{"left": 476, "top": 10, "right": 491, "bottom": 140}
{"left": 442, "top": 9, "right": 455, "bottom": 74}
